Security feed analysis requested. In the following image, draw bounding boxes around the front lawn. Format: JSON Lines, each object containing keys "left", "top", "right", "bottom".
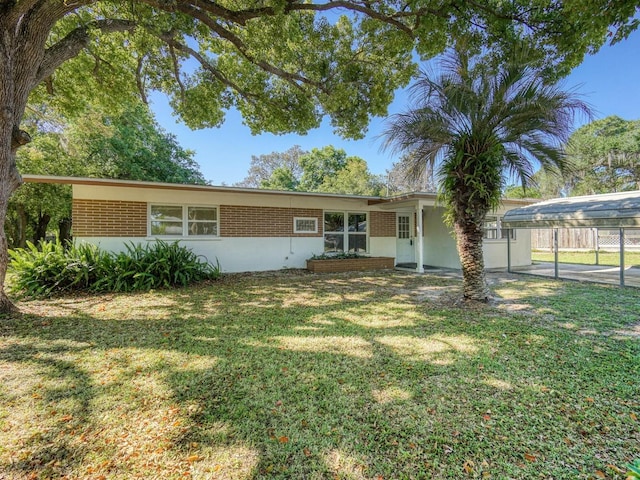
{"left": 1, "top": 271, "right": 638, "bottom": 479}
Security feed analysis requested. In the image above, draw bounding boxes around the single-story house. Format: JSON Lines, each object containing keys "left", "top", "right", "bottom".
{"left": 23, "top": 175, "right": 534, "bottom": 273}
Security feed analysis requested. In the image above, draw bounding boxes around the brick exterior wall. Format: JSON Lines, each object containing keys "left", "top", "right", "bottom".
{"left": 220, "top": 205, "right": 323, "bottom": 237}
{"left": 370, "top": 211, "right": 396, "bottom": 237}
{"left": 73, "top": 199, "right": 147, "bottom": 237}
{"left": 73, "top": 201, "right": 394, "bottom": 240}
{"left": 307, "top": 257, "right": 395, "bottom": 272}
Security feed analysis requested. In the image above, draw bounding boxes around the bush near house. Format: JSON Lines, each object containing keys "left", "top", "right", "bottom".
{"left": 9, "top": 240, "right": 219, "bottom": 298}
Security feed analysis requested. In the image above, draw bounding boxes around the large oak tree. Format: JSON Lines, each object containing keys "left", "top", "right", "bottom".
{"left": 1, "top": 0, "right": 638, "bottom": 311}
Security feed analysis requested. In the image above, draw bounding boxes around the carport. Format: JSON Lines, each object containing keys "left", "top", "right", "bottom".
{"left": 502, "top": 190, "right": 640, "bottom": 287}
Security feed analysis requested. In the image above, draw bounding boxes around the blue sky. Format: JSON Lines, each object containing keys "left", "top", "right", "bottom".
{"left": 150, "top": 29, "right": 640, "bottom": 186}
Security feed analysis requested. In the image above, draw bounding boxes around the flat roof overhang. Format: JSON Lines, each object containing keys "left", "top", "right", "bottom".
{"left": 502, "top": 190, "right": 640, "bottom": 228}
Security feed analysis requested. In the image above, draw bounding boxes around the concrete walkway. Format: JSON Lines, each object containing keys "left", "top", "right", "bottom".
{"left": 508, "top": 261, "right": 640, "bottom": 288}
{"left": 397, "top": 261, "right": 640, "bottom": 288}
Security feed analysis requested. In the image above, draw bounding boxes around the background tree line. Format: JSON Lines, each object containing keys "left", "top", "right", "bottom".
{"left": 8, "top": 101, "right": 206, "bottom": 249}
{"left": 505, "top": 115, "right": 640, "bottom": 199}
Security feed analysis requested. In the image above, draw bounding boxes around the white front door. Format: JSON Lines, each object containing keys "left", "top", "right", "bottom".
{"left": 396, "top": 213, "right": 415, "bottom": 264}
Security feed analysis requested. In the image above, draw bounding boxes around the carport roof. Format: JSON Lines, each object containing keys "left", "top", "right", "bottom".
{"left": 502, "top": 190, "right": 640, "bottom": 228}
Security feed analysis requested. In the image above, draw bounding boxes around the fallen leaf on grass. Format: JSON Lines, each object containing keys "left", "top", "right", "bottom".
{"left": 278, "top": 436, "right": 289, "bottom": 443}
{"left": 630, "top": 412, "right": 638, "bottom": 421}
{"left": 524, "top": 453, "right": 536, "bottom": 462}
{"left": 303, "top": 448, "right": 312, "bottom": 457}
{"left": 594, "top": 470, "right": 606, "bottom": 478}
{"left": 186, "top": 455, "right": 201, "bottom": 463}
{"left": 463, "top": 460, "right": 474, "bottom": 474}
{"left": 606, "top": 464, "right": 624, "bottom": 473}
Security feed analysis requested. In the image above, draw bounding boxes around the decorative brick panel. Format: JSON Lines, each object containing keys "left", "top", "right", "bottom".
{"left": 73, "top": 199, "right": 147, "bottom": 237}
{"left": 307, "top": 257, "right": 395, "bottom": 273}
{"left": 370, "top": 211, "right": 396, "bottom": 237}
{"left": 220, "top": 205, "right": 322, "bottom": 237}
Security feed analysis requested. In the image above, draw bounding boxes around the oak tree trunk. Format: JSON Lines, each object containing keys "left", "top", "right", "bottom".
{"left": 33, "top": 212, "right": 51, "bottom": 243}
{"left": 0, "top": 16, "right": 41, "bottom": 313}
{"left": 59, "top": 217, "right": 72, "bottom": 246}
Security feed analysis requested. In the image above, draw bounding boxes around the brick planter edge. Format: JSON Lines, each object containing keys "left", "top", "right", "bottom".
{"left": 306, "top": 257, "right": 395, "bottom": 273}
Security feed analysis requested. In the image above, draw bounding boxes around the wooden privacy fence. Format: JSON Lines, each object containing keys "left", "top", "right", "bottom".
{"left": 531, "top": 228, "right": 640, "bottom": 251}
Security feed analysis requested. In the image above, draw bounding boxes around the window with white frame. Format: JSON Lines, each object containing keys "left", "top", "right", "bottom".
{"left": 324, "top": 211, "right": 368, "bottom": 252}
{"left": 150, "top": 205, "right": 218, "bottom": 237}
{"left": 294, "top": 217, "right": 318, "bottom": 234}
{"left": 483, "top": 215, "right": 515, "bottom": 240}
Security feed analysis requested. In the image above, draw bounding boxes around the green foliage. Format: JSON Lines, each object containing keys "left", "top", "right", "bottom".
{"left": 309, "top": 252, "right": 365, "bottom": 260}
{"left": 236, "top": 146, "right": 305, "bottom": 188}
{"left": 250, "top": 145, "right": 384, "bottom": 195}
{"left": 628, "top": 459, "right": 640, "bottom": 479}
{"left": 9, "top": 240, "right": 219, "bottom": 298}
{"left": 502, "top": 184, "right": 542, "bottom": 199}
{"left": 562, "top": 116, "right": 640, "bottom": 196}
{"left": 386, "top": 151, "right": 437, "bottom": 194}
{"left": 260, "top": 166, "right": 300, "bottom": 190}
{"left": 298, "top": 146, "right": 349, "bottom": 191}
{"left": 7, "top": 101, "right": 207, "bottom": 248}
{"left": 318, "top": 157, "right": 385, "bottom": 196}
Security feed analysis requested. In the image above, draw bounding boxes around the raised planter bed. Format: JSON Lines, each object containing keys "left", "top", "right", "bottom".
{"left": 306, "top": 256, "right": 395, "bottom": 273}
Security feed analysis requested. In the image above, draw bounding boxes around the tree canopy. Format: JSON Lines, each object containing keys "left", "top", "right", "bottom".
{"left": 565, "top": 116, "right": 640, "bottom": 195}
{"left": 8, "top": 101, "right": 206, "bottom": 248}
{"left": 386, "top": 151, "right": 438, "bottom": 194}
{"left": 258, "top": 145, "right": 384, "bottom": 195}
{"left": 236, "top": 146, "right": 306, "bottom": 188}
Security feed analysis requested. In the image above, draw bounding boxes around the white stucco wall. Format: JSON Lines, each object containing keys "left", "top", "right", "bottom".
{"left": 369, "top": 237, "right": 396, "bottom": 258}
{"left": 420, "top": 207, "right": 532, "bottom": 269}
{"left": 76, "top": 236, "right": 328, "bottom": 272}
{"left": 422, "top": 207, "right": 461, "bottom": 269}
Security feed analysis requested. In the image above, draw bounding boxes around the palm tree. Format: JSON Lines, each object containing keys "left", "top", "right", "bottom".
{"left": 382, "top": 46, "right": 590, "bottom": 302}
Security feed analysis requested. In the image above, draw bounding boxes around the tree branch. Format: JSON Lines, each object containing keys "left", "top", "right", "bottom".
{"left": 157, "top": 33, "right": 261, "bottom": 106}
{"left": 136, "top": 56, "right": 149, "bottom": 104}
{"left": 34, "top": 18, "right": 137, "bottom": 87}
{"left": 171, "top": 3, "right": 324, "bottom": 92}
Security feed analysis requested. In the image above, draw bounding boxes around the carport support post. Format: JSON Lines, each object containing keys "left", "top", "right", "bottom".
{"left": 594, "top": 228, "right": 599, "bottom": 265}
{"left": 620, "top": 227, "right": 625, "bottom": 287}
{"left": 553, "top": 228, "right": 559, "bottom": 279}
{"left": 506, "top": 229, "right": 512, "bottom": 273}
{"left": 416, "top": 204, "right": 424, "bottom": 273}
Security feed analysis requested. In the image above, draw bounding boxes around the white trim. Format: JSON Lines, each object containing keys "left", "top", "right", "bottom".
{"left": 483, "top": 215, "right": 516, "bottom": 242}
{"left": 416, "top": 204, "right": 424, "bottom": 273}
{"left": 293, "top": 217, "right": 318, "bottom": 234}
{"left": 148, "top": 203, "right": 220, "bottom": 238}
{"left": 323, "top": 210, "right": 369, "bottom": 253}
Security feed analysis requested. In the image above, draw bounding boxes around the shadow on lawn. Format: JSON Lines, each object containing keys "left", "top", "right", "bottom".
{"left": 1, "top": 272, "right": 638, "bottom": 479}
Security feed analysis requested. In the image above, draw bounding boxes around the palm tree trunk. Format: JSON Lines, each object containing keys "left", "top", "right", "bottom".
{"left": 454, "top": 219, "right": 489, "bottom": 302}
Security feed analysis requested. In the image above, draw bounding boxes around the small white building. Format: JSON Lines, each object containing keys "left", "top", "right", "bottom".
{"left": 24, "top": 175, "right": 533, "bottom": 273}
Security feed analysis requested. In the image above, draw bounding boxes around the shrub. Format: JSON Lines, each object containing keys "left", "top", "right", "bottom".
{"left": 9, "top": 240, "right": 220, "bottom": 298}
{"left": 309, "top": 252, "right": 366, "bottom": 260}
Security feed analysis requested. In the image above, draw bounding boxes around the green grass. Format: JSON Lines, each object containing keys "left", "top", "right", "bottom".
{"left": 532, "top": 249, "right": 640, "bottom": 267}
{"left": 1, "top": 271, "right": 638, "bottom": 479}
